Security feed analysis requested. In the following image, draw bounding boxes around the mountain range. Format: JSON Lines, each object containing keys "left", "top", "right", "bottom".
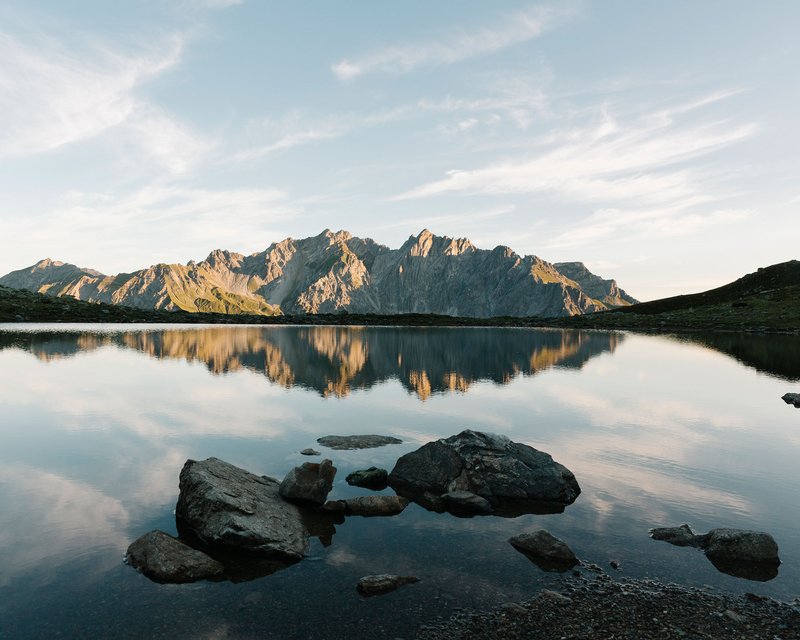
{"left": 0, "top": 229, "right": 636, "bottom": 318}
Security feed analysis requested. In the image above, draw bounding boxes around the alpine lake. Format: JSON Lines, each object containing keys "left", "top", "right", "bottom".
{"left": 0, "top": 324, "right": 798, "bottom": 639}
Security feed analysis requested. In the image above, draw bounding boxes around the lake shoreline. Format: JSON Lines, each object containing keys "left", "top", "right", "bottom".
{"left": 418, "top": 572, "right": 800, "bottom": 640}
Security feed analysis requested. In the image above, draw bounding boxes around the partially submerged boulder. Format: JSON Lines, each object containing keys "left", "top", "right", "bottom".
{"left": 346, "top": 467, "right": 389, "bottom": 489}
{"left": 317, "top": 435, "right": 402, "bottom": 450}
{"left": 345, "top": 495, "right": 409, "bottom": 517}
{"left": 650, "top": 524, "right": 780, "bottom": 581}
{"left": 388, "top": 430, "right": 580, "bottom": 515}
{"left": 279, "top": 459, "right": 336, "bottom": 505}
{"left": 782, "top": 393, "right": 800, "bottom": 408}
{"left": 357, "top": 574, "right": 419, "bottom": 596}
{"left": 126, "top": 530, "right": 224, "bottom": 583}
{"left": 175, "top": 457, "right": 310, "bottom": 560}
{"left": 300, "top": 448, "right": 321, "bottom": 456}
{"left": 509, "top": 530, "right": 579, "bottom": 572}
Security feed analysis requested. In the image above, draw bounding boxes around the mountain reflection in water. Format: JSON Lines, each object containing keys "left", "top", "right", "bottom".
{"left": 0, "top": 327, "right": 623, "bottom": 399}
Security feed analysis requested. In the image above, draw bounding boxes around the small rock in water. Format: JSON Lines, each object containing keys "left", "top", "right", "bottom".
{"left": 357, "top": 574, "right": 419, "bottom": 596}
{"left": 345, "top": 467, "right": 389, "bottom": 489}
{"left": 782, "top": 393, "right": 800, "bottom": 408}
{"left": 317, "top": 435, "right": 402, "bottom": 450}
{"left": 125, "top": 530, "right": 224, "bottom": 583}
{"left": 344, "top": 495, "right": 409, "bottom": 517}
{"left": 539, "top": 589, "right": 572, "bottom": 605}
{"left": 319, "top": 499, "right": 347, "bottom": 513}
{"left": 279, "top": 459, "right": 336, "bottom": 505}
{"left": 649, "top": 524, "right": 701, "bottom": 547}
{"left": 300, "top": 448, "right": 321, "bottom": 456}
{"left": 509, "top": 530, "right": 579, "bottom": 572}
{"left": 441, "top": 490, "right": 493, "bottom": 515}
{"left": 609, "top": 560, "right": 621, "bottom": 570}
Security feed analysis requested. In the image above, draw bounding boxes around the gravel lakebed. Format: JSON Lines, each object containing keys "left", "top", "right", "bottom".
{"left": 417, "top": 570, "right": 800, "bottom": 640}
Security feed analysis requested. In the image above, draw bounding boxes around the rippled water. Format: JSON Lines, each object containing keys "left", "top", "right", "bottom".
{"left": 0, "top": 324, "right": 798, "bottom": 639}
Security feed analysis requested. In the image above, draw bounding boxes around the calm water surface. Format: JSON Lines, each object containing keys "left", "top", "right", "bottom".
{"left": 0, "top": 325, "right": 798, "bottom": 639}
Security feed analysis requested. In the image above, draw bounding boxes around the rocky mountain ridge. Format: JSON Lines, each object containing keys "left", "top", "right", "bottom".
{"left": 0, "top": 229, "right": 636, "bottom": 318}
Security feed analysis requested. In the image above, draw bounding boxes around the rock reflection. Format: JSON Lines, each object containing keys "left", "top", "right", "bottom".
{"left": 0, "top": 327, "right": 623, "bottom": 399}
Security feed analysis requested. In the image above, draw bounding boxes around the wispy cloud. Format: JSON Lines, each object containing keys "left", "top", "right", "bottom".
{"left": 394, "top": 91, "right": 757, "bottom": 206}
{"left": 331, "top": 4, "right": 574, "bottom": 80}
{"left": 0, "top": 28, "right": 209, "bottom": 174}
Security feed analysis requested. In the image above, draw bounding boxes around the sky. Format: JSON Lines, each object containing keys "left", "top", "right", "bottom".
{"left": 0, "top": 1, "right": 798, "bottom": 301}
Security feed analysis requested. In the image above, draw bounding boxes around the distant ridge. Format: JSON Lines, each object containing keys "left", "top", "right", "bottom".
{"left": 0, "top": 229, "right": 636, "bottom": 318}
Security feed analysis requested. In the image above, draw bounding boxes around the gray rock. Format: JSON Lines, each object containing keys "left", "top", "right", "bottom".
{"left": 300, "top": 448, "right": 320, "bottom": 456}
{"left": 279, "top": 459, "right": 336, "bottom": 505}
{"left": 344, "top": 495, "right": 410, "bottom": 517}
{"left": 650, "top": 524, "right": 702, "bottom": 547}
{"left": 782, "top": 393, "right": 800, "bottom": 407}
{"left": 175, "top": 457, "right": 310, "bottom": 560}
{"left": 540, "top": 589, "right": 572, "bottom": 604}
{"left": 319, "top": 499, "right": 347, "bottom": 513}
{"left": 650, "top": 524, "right": 781, "bottom": 582}
{"left": 356, "top": 574, "right": 419, "bottom": 596}
{"left": 317, "top": 435, "right": 402, "bottom": 450}
{"left": 345, "top": 467, "right": 389, "bottom": 489}
{"left": 441, "top": 490, "right": 493, "bottom": 514}
{"left": 125, "top": 530, "right": 224, "bottom": 583}
{"left": 388, "top": 430, "right": 580, "bottom": 515}
{"left": 509, "top": 530, "right": 579, "bottom": 572}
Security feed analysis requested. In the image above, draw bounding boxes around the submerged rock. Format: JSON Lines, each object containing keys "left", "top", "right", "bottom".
{"left": 300, "top": 448, "right": 321, "bottom": 456}
{"left": 388, "top": 430, "right": 580, "bottom": 516}
{"left": 441, "top": 490, "right": 493, "bottom": 515}
{"left": 343, "top": 495, "right": 409, "bottom": 517}
{"left": 317, "top": 434, "right": 402, "bottom": 450}
{"left": 125, "top": 530, "right": 224, "bottom": 583}
{"left": 279, "top": 459, "right": 336, "bottom": 505}
{"left": 650, "top": 524, "right": 702, "bottom": 547}
{"left": 650, "top": 524, "right": 780, "bottom": 581}
{"left": 345, "top": 467, "right": 389, "bottom": 489}
{"left": 509, "top": 530, "right": 579, "bottom": 572}
{"left": 782, "top": 393, "right": 800, "bottom": 407}
{"left": 175, "top": 457, "right": 310, "bottom": 560}
{"left": 356, "top": 574, "right": 419, "bottom": 596}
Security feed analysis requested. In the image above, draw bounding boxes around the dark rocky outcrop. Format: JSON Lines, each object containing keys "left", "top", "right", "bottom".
{"left": 317, "top": 434, "right": 402, "bottom": 450}
{"left": 650, "top": 524, "right": 780, "bottom": 581}
{"left": 279, "top": 459, "right": 336, "bottom": 505}
{"left": 175, "top": 457, "right": 310, "bottom": 560}
{"left": 509, "top": 530, "right": 579, "bottom": 572}
{"left": 388, "top": 430, "right": 580, "bottom": 516}
{"left": 345, "top": 467, "right": 389, "bottom": 489}
{"left": 782, "top": 393, "right": 800, "bottom": 407}
{"left": 356, "top": 574, "right": 419, "bottom": 597}
{"left": 300, "top": 448, "right": 320, "bottom": 456}
{"left": 125, "top": 530, "right": 224, "bottom": 583}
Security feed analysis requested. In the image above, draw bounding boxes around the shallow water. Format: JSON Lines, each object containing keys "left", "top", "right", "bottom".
{"left": 0, "top": 324, "right": 798, "bottom": 639}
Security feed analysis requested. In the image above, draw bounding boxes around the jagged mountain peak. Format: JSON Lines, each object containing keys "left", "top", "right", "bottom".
{"left": 0, "top": 230, "right": 636, "bottom": 317}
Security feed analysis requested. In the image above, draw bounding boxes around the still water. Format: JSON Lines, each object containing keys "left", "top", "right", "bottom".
{"left": 0, "top": 325, "right": 798, "bottom": 639}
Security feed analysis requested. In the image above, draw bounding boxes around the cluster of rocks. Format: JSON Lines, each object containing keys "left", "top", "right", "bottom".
{"left": 125, "top": 430, "right": 582, "bottom": 590}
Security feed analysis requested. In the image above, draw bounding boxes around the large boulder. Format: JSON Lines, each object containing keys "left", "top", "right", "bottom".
{"left": 175, "top": 457, "right": 310, "bottom": 560}
{"left": 126, "top": 530, "right": 224, "bottom": 583}
{"left": 279, "top": 459, "right": 336, "bottom": 505}
{"left": 388, "top": 430, "right": 580, "bottom": 515}
{"left": 509, "top": 530, "right": 579, "bottom": 572}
